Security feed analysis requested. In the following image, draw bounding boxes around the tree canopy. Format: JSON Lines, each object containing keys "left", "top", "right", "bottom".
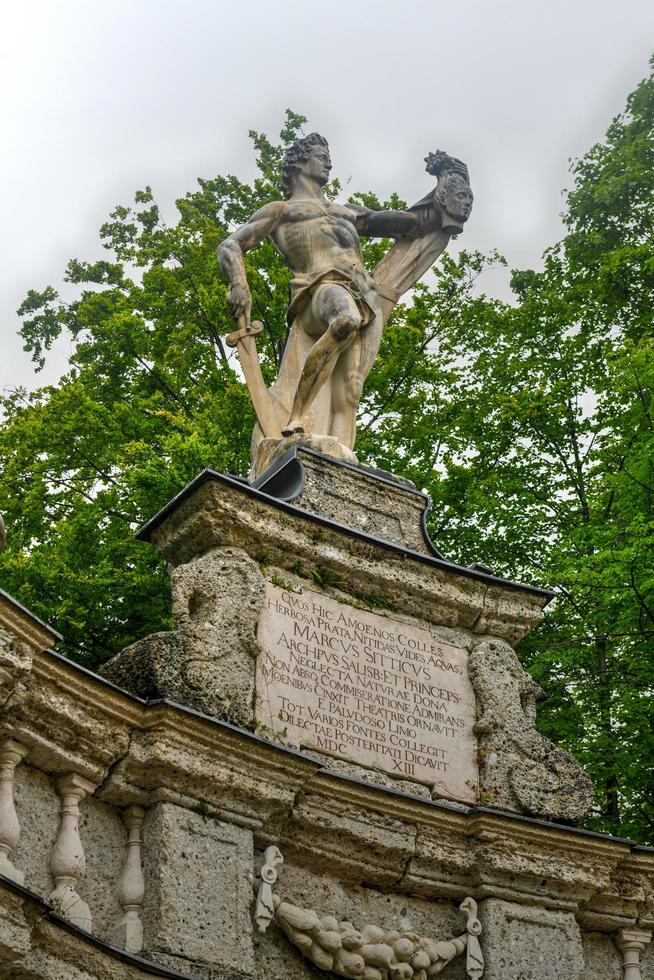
{"left": 1, "top": 61, "right": 653, "bottom": 842}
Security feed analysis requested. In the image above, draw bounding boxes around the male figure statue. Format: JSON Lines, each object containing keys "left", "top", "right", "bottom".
{"left": 218, "top": 134, "right": 472, "bottom": 472}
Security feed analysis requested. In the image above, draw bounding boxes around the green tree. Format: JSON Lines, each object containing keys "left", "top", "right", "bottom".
{"left": 392, "top": 58, "right": 654, "bottom": 841}
{"left": 0, "top": 112, "right": 303, "bottom": 664}
{"left": 0, "top": 111, "right": 491, "bottom": 668}
{"left": 1, "top": 58, "right": 653, "bottom": 845}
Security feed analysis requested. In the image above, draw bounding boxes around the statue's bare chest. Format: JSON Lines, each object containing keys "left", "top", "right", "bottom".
{"left": 274, "top": 201, "right": 360, "bottom": 257}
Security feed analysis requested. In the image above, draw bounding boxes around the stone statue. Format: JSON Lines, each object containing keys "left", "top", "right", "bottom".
{"left": 218, "top": 135, "right": 472, "bottom": 475}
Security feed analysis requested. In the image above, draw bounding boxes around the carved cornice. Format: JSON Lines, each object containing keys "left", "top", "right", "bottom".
{"left": 1, "top": 646, "right": 652, "bottom": 932}
{"left": 138, "top": 473, "right": 550, "bottom": 644}
{"left": 0, "top": 589, "right": 60, "bottom": 653}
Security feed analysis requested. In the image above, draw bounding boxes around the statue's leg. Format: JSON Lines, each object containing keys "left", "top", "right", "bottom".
{"left": 331, "top": 306, "right": 383, "bottom": 448}
{"left": 283, "top": 284, "right": 360, "bottom": 436}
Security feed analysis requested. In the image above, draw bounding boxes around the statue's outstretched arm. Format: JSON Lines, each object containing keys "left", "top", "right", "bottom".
{"left": 347, "top": 204, "right": 422, "bottom": 239}
{"left": 218, "top": 201, "right": 286, "bottom": 320}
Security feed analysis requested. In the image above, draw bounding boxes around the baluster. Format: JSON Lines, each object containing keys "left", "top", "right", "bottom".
{"left": 0, "top": 739, "right": 28, "bottom": 884}
{"left": 112, "top": 805, "right": 145, "bottom": 952}
{"left": 49, "top": 773, "right": 96, "bottom": 932}
{"left": 617, "top": 929, "right": 652, "bottom": 980}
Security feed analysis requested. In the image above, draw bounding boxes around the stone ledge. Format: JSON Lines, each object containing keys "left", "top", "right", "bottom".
{"left": 136, "top": 470, "right": 552, "bottom": 644}
{"left": 0, "top": 588, "right": 61, "bottom": 652}
{"left": 1, "top": 646, "right": 652, "bottom": 930}
{"left": 0, "top": 874, "right": 199, "bottom": 979}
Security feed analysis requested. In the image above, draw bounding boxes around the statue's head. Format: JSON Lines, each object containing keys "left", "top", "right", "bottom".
{"left": 281, "top": 133, "right": 331, "bottom": 198}
{"left": 436, "top": 171, "right": 474, "bottom": 224}
{"left": 425, "top": 151, "right": 474, "bottom": 232}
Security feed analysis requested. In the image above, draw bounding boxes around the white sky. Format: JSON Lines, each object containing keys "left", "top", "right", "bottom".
{"left": 1, "top": 0, "right": 653, "bottom": 392}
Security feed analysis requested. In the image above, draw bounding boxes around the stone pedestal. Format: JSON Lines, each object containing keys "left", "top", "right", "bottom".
{"left": 252, "top": 445, "right": 442, "bottom": 556}
{"left": 112, "top": 452, "right": 591, "bottom": 824}
{"left": 3, "top": 454, "right": 651, "bottom": 979}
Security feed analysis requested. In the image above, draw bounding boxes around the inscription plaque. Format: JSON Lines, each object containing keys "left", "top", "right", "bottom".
{"left": 255, "top": 584, "right": 478, "bottom": 802}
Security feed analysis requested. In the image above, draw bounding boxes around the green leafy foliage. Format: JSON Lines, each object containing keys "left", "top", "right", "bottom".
{"left": 1, "top": 64, "right": 653, "bottom": 843}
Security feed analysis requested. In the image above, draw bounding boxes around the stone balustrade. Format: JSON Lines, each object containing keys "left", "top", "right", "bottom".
{"left": 0, "top": 736, "right": 147, "bottom": 950}
{"left": 0, "top": 584, "right": 652, "bottom": 979}
{"left": 0, "top": 738, "right": 27, "bottom": 884}
{"left": 112, "top": 805, "right": 146, "bottom": 953}
{"left": 49, "top": 772, "right": 97, "bottom": 931}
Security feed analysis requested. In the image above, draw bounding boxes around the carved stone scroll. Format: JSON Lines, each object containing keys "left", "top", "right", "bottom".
{"left": 469, "top": 638, "right": 592, "bottom": 822}
{"left": 255, "top": 848, "right": 484, "bottom": 978}
{"left": 255, "top": 845, "right": 284, "bottom": 933}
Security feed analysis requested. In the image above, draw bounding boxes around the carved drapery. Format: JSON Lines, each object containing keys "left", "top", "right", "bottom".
{"left": 0, "top": 738, "right": 28, "bottom": 884}
{"left": 49, "top": 773, "right": 96, "bottom": 932}
{"left": 255, "top": 846, "right": 484, "bottom": 978}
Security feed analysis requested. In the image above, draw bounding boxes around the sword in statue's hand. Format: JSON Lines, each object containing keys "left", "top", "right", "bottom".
{"left": 226, "top": 312, "right": 282, "bottom": 440}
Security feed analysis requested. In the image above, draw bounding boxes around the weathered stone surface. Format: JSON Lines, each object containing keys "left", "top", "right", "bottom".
{"left": 12, "top": 763, "right": 60, "bottom": 901}
{"left": 0, "top": 588, "right": 60, "bottom": 713}
{"left": 140, "top": 473, "right": 551, "bottom": 645}
{"left": 170, "top": 546, "right": 266, "bottom": 725}
{"left": 256, "top": 583, "right": 478, "bottom": 801}
{"left": 6, "top": 653, "right": 133, "bottom": 786}
{"left": 479, "top": 899, "right": 585, "bottom": 979}
{"left": 0, "top": 589, "right": 60, "bottom": 654}
{"left": 0, "top": 642, "right": 653, "bottom": 977}
{"left": 303, "top": 749, "right": 432, "bottom": 799}
{"left": 141, "top": 802, "right": 254, "bottom": 977}
{"left": 79, "top": 796, "right": 125, "bottom": 942}
{"left": 470, "top": 638, "right": 592, "bottom": 822}
{"left": 580, "top": 931, "right": 623, "bottom": 978}
{"left": 0, "top": 636, "right": 32, "bottom": 715}
{"left": 0, "top": 887, "right": 31, "bottom": 967}
{"left": 256, "top": 447, "right": 438, "bottom": 555}
{"left": 99, "top": 631, "right": 183, "bottom": 701}
{"left": 283, "top": 792, "right": 418, "bottom": 888}
{"left": 102, "top": 546, "right": 266, "bottom": 726}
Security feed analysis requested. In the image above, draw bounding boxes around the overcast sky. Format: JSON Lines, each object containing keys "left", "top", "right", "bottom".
{"left": 2, "top": 0, "right": 653, "bottom": 393}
